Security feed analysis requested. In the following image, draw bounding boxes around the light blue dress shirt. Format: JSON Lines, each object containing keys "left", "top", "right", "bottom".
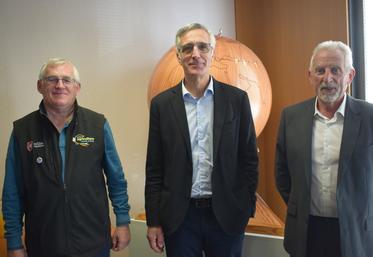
{"left": 182, "top": 78, "right": 214, "bottom": 198}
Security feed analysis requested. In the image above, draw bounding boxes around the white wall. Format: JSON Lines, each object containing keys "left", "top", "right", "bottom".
{"left": 0, "top": 0, "right": 235, "bottom": 218}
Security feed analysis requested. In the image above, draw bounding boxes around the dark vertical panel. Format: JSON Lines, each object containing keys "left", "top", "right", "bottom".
{"left": 349, "top": 0, "right": 366, "bottom": 99}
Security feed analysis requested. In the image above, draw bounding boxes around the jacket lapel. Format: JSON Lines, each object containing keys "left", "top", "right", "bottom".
{"left": 170, "top": 83, "right": 192, "bottom": 161}
{"left": 302, "top": 99, "right": 315, "bottom": 188}
{"left": 212, "top": 80, "right": 227, "bottom": 162}
{"left": 338, "top": 96, "right": 361, "bottom": 178}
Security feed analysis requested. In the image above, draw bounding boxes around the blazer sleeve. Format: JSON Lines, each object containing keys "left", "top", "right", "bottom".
{"left": 275, "top": 110, "right": 291, "bottom": 204}
{"left": 145, "top": 98, "right": 164, "bottom": 227}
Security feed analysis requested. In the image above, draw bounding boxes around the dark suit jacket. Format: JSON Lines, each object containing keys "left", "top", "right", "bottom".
{"left": 145, "top": 78, "right": 258, "bottom": 236}
{"left": 276, "top": 96, "right": 373, "bottom": 257}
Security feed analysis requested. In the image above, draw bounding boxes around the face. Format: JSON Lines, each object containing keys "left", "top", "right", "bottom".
{"left": 177, "top": 29, "right": 213, "bottom": 79}
{"left": 309, "top": 49, "right": 355, "bottom": 106}
{"left": 37, "top": 63, "right": 80, "bottom": 111}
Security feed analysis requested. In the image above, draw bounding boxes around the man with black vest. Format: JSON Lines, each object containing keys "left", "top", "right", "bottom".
{"left": 2, "top": 58, "right": 131, "bottom": 257}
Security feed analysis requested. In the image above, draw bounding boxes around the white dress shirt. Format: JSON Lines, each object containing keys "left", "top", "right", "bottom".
{"left": 310, "top": 95, "right": 346, "bottom": 217}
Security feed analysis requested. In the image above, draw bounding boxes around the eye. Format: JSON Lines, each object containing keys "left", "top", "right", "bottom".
{"left": 196, "top": 42, "right": 211, "bottom": 53}
{"left": 180, "top": 43, "right": 194, "bottom": 54}
{"left": 330, "top": 66, "right": 341, "bottom": 75}
{"left": 46, "top": 76, "right": 59, "bottom": 83}
{"left": 314, "top": 67, "right": 325, "bottom": 75}
{"left": 62, "top": 77, "right": 74, "bottom": 85}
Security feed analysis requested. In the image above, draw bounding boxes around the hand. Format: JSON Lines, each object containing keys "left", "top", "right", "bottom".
{"left": 147, "top": 226, "right": 164, "bottom": 253}
{"left": 7, "top": 249, "right": 27, "bottom": 257}
{"left": 111, "top": 225, "right": 131, "bottom": 251}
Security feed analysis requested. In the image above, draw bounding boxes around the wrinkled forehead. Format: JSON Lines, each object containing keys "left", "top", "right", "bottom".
{"left": 313, "top": 49, "right": 345, "bottom": 68}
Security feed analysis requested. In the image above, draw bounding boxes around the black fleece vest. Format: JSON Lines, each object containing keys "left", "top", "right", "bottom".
{"left": 13, "top": 104, "right": 110, "bottom": 257}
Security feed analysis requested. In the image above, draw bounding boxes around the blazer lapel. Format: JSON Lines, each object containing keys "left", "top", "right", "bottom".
{"left": 301, "top": 99, "right": 315, "bottom": 188}
{"left": 212, "top": 80, "right": 227, "bottom": 162}
{"left": 338, "top": 96, "right": 361, "bottom": 178}
{"left": 170, "top": 84, "right": 192, "bottom": 160}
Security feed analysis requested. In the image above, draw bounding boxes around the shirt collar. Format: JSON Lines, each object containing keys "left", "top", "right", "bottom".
{"left": 182, "top": 76, "right": 214, "bottom": 99}
{"left": 314, "top": 93, "right": 347, "bottom": 119}
{"left": 39, "top": 100, "right": 77, "bottom": 125}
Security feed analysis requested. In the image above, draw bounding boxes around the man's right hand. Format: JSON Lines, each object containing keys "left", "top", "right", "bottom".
{"left": 147, "top": 226, "right": 165, "bottom": 253}
{"left": 8, "top": 249, "right": 27, "bottom": 257}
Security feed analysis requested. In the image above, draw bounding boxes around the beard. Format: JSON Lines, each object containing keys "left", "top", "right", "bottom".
{"left": 317, "top": 82, "right": 343, "bottom": 104}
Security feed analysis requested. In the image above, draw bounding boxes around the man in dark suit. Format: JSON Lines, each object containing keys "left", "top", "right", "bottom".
{"left": 276, "top": 41, "right": 373, "bottom": 257}
{"left": 145, "top": 23, "right": 258, "bottom": 257}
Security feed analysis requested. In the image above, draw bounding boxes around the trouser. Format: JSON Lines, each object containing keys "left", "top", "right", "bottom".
{"left": 306, "top": 215, "right": 341, "bottom": 257}
{"left": 165, "top": 198, "right": 244, "bottom": 257}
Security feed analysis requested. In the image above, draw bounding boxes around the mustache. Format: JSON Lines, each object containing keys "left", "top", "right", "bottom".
{"left": 189, "top": 61, "right": 204, "bottom": 65}
{"left": 319, "top": 82, "right": 337, "bottom": 90}
{"left": 189, "top": 58, "right": 205, "bottom": 65}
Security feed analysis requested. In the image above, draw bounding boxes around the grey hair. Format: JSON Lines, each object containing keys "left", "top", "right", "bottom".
{"left": 38, "top": 58, "right": 80, "bottom": 83}
{"left": 175, "top": 23, "right": 216, "bottom": 51}
{"left": 309, "top": 41, "right": 353, "bottom": 71}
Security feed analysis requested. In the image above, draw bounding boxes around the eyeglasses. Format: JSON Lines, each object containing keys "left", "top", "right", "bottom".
{"left": 43, "top": 76, "right": 76, "bottom": 86}
{"left": 178, "top": 42, "right": 212, "bottom": 55}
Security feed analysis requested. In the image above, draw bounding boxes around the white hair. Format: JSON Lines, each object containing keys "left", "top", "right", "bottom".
{"left": 39, "top": 58, "right": 80, "bottom": 83}
{"left": 309, "top": 41, "right": 353, "bottom": 71}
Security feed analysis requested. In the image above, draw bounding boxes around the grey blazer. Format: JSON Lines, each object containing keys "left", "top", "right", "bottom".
{"left": 276, "top": 96, "right": 373, "bottom": 257}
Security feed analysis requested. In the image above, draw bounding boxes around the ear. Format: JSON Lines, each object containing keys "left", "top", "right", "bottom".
{"left": 346, "top": 68, "right": 356, "bottom": 84}
{"left": 307, "top": 69, "right": 312, "bottom": 82}
{"left": 37, "top": 80, "right": 43, "bottom": 93}
{"left": 176, "top": 52, "right": 182, "bottom": 64}
{"left": 76, "top": 83, "right": 81, "bottom": 94}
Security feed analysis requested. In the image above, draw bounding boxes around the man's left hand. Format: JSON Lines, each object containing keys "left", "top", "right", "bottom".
{"left": 111, "top": 225, "right": 131, "bottom": 251}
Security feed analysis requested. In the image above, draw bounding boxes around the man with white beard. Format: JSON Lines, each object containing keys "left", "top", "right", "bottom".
{"left": 276, "top": 40, "right": 373, "bottom": 257}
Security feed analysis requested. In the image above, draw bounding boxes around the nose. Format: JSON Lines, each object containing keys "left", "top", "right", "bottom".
{"left": 323, "top": 69, "right": 334, "bottom": 83}
{"left": 191, "top": 45, "right": 201, "bottom": 58}
{"left": 55, "top": 79, "right": 65, "bottom": 88}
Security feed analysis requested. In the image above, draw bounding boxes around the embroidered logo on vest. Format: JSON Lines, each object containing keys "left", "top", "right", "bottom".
{"left": 26, "top": 141, "right": 45, "bottom": 152}
{"left": 72, "top": 134, "right": 95, "bottom": 147}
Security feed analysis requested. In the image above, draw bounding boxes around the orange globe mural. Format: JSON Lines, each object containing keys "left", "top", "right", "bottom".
{"left": 148, "top": 35, "right": 272, "bottom": 136}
